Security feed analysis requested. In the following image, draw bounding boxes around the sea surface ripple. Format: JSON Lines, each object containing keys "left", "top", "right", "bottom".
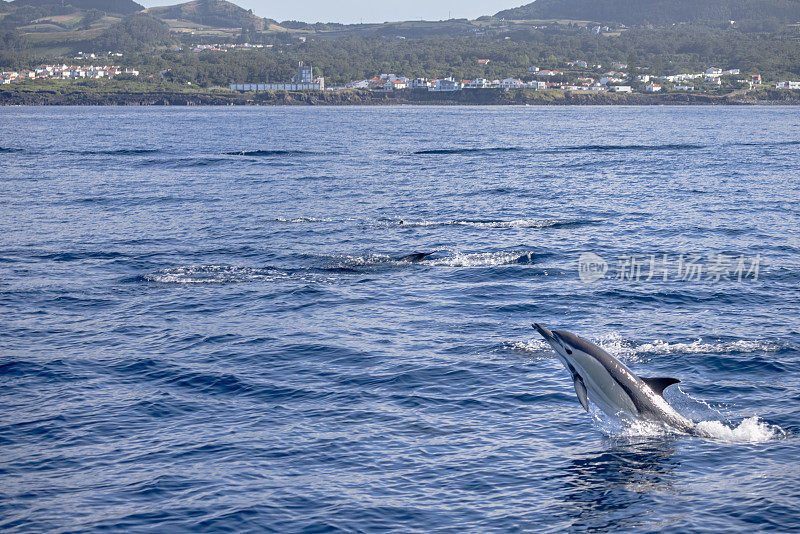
{"left": 1, "top": 106, "right": 799, "bottom": 533}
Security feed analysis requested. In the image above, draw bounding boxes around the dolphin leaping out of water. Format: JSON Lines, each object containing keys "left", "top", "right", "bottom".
{"left": 533, "top": 323, "right": 697, "bottom": 434}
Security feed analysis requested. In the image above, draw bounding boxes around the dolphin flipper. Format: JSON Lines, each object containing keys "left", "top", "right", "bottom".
{"left": 573, "top": 375, "right": 590, "bottom": 411}
{"left": 639, "top": 376, "right": 681, "bottom": 397}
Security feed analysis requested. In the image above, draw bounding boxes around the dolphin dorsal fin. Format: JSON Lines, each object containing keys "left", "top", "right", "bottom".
{"left": 639, "top": 376, "right": 681, "bottom": 397}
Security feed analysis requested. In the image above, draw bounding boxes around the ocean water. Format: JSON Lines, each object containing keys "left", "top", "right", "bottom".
{"left": 1, "top": 105, "right": 799, "bottom": 533}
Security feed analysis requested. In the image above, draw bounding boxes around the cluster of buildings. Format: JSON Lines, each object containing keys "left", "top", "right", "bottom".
{"left": 342, "top": 74, "right": 545, "bottom": 92}
{"left": 231, "top": 62, "right": 798, "bottom": 94}
{"left": 1, "top": 64, "right": 140, "bottom": 85}
{"left": 192, "top": 43, "right": 269, "bottom": 52}
{"left": 320, "top": 63, "right": 776, "bottom": 95}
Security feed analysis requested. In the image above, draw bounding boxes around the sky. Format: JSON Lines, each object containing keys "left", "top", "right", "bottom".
{"left": 137, "top": 1, "right": 529, "bottom": 24}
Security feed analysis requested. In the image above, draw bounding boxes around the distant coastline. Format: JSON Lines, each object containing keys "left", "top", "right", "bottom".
{"left": 2, "top": 88, "right": 799, "bottom": 106}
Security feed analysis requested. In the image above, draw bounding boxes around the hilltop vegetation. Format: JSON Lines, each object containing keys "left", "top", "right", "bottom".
{"left": 142, "top": 0, "right": 268, "bottom": 31}
{"left": 496, "top": 0, "right": 800, "bottom": 26}
{"left": 93, "top": 15, "right": 174, "bottom": 51}
{"left": 9, "top": 0, "right": 143, "bottom": 15}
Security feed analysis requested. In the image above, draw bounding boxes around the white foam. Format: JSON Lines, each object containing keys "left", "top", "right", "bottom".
{"left": 586, "top": 332, "right": 785, "bottom": 362}
{"left": 144, "top": 265, "right": 309, "bottom": 284}
{"left": 274, "top": 217, "right": 334, "bottom": 223}
{"left": 590, "top": 409, "right": 785, "bottom": 443}
{"left": 393, "top": 218, "right": 574, "bottom": 229}
{"left": 635, "top": 338, "right": 783, "bottom": 355}
{"left": 504, "top": 339, "right": 551, "bottom": 356}
{"left": 694, "top": 417, "right": 785, "bottom": 443}
{"left": 427, "top": 251, "right": 530, "bottom": 267}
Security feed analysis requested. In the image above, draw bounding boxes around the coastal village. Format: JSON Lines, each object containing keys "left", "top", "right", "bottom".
{"left": 2, "top": 56, "right": 798, "bottom": 95}
{"left": 230, "top": 61, "right": 799, "bottom": 95}
{"left": 1, "top": 64, "right": 140, "bottom": 84}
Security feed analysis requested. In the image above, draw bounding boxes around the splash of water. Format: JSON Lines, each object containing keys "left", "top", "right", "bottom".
{"left": 694, "top": 417, "right": 786, "bottom": 443}
{"left": 591, "top": 408, "right": 784, "bottom": 443}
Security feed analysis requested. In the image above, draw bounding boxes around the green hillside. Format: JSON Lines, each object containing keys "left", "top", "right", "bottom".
{"left": 496, "top": 0, "right": 800, "bottom": 26}
{"left": 9, "top": 0, "right": 143, "bottom": 15}
{"left": 143, "top": 0, "right": 267, "bottom": 31}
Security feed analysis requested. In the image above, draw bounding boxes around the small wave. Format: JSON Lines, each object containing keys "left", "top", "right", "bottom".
{"left": 504, "top": 340, "right": 551, "bottom": 356}
{"left": 411, "top": 147, "right": 523, "bottom": 155}
{"left": 274, "top": 217, "right": 335, "bottom": 223}
{"left": 137, "top": 157, "right": 229, "bottom": 168}
{"left": 393, "top": 218, "right": 595, "bottom": 230}
{"left": 427, "top": 251, "right": 535, "bottom": 267}
{"left": 733, "top": 140, "right": 800, "bottom": 147}
{"left": 324, "top": 250, "right": 535, "bottom": 271}
{"left": 224, "top": 150, "right": 326, "bottom": 157}
{"left": 549, "top": 143, "right": 705, "bottom": 153}
{"left": 0, "top": 147, "right": 24, "bottom": 153}
{"left": 590, "top": 333, "right": 785, "bottom": 363}
{"left": 68, "top": 148, "right": 161, "bottom": 156}
{"left": 514, "top": 332, "right": 786, "bottom": 365}
{"left": 143, "top": 265, "right": 309, "bottom": 284}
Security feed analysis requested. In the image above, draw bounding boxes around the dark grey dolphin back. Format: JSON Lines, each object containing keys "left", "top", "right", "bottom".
{"left": 397, "top": 252, "right": 433, "bottom": 263}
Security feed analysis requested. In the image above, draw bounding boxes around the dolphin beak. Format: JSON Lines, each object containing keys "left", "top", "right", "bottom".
{"left": 532, "top": 323, "right": 556, "bottom": 341}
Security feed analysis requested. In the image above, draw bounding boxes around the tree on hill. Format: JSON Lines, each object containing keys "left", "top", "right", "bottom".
{"left": 92, "top": 14, "right": 174, "bottom": 52}
{"left": 495, "top": 0, "right": 800, "bottom": 26}
{"left": 146, "top": 0, "right": 266, "bottom": 31}
{"left": 9, "top": 0, "right": 144, "bottom": 16}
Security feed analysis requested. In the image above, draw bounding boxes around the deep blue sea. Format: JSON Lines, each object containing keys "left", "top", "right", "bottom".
{"left": 1, "top": 105, "right": 800, "bottom": 533}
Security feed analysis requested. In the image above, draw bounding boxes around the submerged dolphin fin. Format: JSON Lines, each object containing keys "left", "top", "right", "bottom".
{"left": 639, "top": 376, "right": 681, "bottom": 397}
{"left": 397, "top": 252, "right": 433, "bottom": 263}
{"left": 573, "top": 375, "right": 590, "bottom": 411}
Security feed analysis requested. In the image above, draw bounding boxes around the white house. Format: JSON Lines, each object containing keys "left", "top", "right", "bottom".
{"left": 644, "top": 83, "right": 662, "bottom": 92}
{"left": 674, "top": 84, "right": 695, "bottom": 91}
{"left": 499, "top": 78, "right": 524, "bottom": 89}
{"left": 706, "top": 67, "right": 723, "bottom": 76}
{"left": 408, "top": 78, "right": 431, "bottom": 89}
{"left": 776, "top": 81, "right": 800, "bottom": 89}
{"left": 429, "top": 78, "right": 462, "bottom": 91}
{"left": 608, "top": 85, "right": 632, "bottom": 92}
{"left": 465, "top": 78, "right": 490, "bottom": 89}
{"left": 346, "top": 80, "right": 370, "bottom": 89}
{"left": 527, "top": 81, "right": 547, "bottom": 90}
